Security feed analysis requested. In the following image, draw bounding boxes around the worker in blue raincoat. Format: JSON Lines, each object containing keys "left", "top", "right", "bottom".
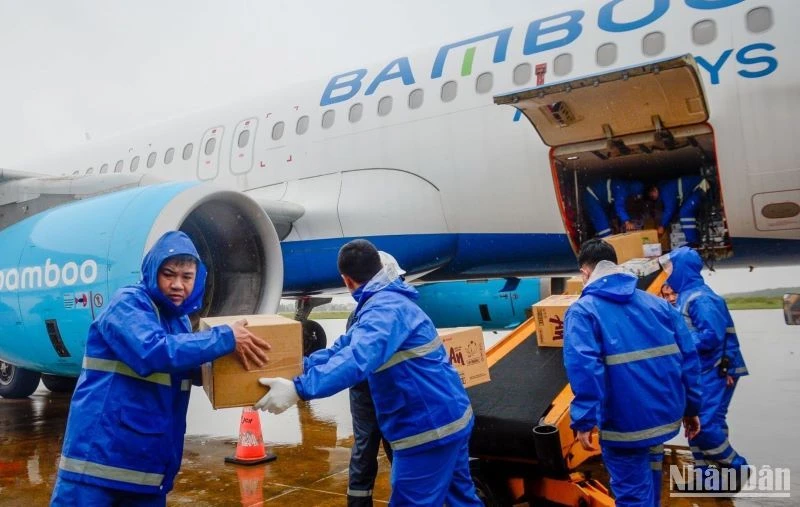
{"left": 256, "top": 239, "right": 482, "bottom": 506}
{"left": 664, "top": 247, "right": 749, "bottom": 486}
{"left": 584, "top": 178, "right": 645, "bottom": 237}
{"left": 564, "top": 239, "right": 702, "bottom": 506}
{"left": 51, "top": 231, "right": 270, "bottom": 507}
{"left": 646, "top": 176, "right": 708, "bottom": 244}
{"left": 341, "top": 251, "right": 401, "bottom": 506}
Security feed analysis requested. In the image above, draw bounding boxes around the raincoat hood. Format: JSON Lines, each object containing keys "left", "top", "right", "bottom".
{"left": 665, "top": 246, "right": 703, "bottom": 293}
{"left": 140, "top": 231, "right": 207, "bottom": 316}
{"left": 353, "top": 267, "right": 418, "bottom": 311}
{"left": 582, "top": 260, "right": 637, "bottom": 303}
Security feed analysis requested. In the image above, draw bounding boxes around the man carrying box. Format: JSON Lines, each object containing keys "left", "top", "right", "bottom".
{"left": 51, "top": 231, "right": 270, "bottom": 507}
{"left": 256, "top": 239, "right": 482, "bottom": 506}
{"left": 563, "top": 239, "right": 702, "bottom": 506}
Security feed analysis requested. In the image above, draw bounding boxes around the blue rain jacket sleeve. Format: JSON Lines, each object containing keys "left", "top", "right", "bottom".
{"left": 563, "top": 306, "right": 604, "bottom": 432}
{"left": 98, "top": 292, "right": 235, "bottom": 377}
{"left": 303, "top": 334, "right": 349, "bottom": 372}
{"left": 685, "top": 296, "right": 726, "bottom": 354}
{"left": 295, "top": 304, "right": 401, "bottom": 400}
{"left": 611, "top": 181, "right": 632, "bottom": 223}
{"left": 671, "top": 308, "right": 702, "bottom": 417}
{"left": 659, "top": 179, "right": 679, "bottom": 227}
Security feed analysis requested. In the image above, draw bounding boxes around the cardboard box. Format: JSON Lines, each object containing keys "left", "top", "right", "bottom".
{"left": 438, "top": 327, "right": 490, "bottom": 388}
{"left": 642, "top": 243, "right": 663, "bottom": 258}
{"left": 199, "top": 315, "right": 303, "bottom": 409}
{"left": 620, "top": 257, "right": 661, "bottom": 278}
{"left": 532, "top": 294, "right": 579, "bottom": 348}
{"left": 604, "top": 230, "right": 660, "bottom": 264}
{"left": 564, "top": 275, "right": 584, "bottom": 295}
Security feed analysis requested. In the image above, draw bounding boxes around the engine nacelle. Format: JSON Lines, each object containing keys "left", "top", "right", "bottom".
{"left": 0, "top": 181, "right": 283, "bottom": 376}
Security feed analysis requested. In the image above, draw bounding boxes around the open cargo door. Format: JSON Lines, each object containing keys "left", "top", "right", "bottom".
{"left": 496, "top": 55, "right": 731, "bottom": 260}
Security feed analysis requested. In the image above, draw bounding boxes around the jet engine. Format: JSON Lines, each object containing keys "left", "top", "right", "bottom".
{"left": 0, "top": 181, "right": 283, "bottom": 397}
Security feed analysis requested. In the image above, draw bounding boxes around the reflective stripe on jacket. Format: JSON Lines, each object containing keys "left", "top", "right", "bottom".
{"left": 295, "top": 269, "right": 474, "bottom": 455}
{"left": 564, "top": 263, "right": 702, "bottom": 448}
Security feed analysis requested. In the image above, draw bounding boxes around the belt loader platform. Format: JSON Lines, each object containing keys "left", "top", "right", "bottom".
{"left": 466, "top": 271, "right": 669, "bottom": 506}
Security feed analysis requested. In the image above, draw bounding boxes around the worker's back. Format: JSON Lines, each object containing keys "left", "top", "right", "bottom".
{"left": 564, "top": 262, "right": 701, "bottom": 448}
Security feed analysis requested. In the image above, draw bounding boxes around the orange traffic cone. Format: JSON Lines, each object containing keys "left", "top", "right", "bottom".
{"left": 225, "top": 407, "right": 277, "bottom": 465}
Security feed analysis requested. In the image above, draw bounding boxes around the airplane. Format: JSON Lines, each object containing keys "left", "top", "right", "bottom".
{"left": 1, "top": 0, "right": 798, "bottom": 398}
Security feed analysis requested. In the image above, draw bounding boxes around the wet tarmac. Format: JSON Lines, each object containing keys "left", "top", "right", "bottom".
{"left": 0, "top": 311, "right": 797, "bottom": 506}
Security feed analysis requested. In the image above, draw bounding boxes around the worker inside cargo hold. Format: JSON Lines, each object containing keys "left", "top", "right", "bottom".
{"left": 254, "top": 239, "right": 482, "bottom": 506}
{"left": 645, "top": 176, "right": 709, "bottom": 247}
{"left": 583, "top": 178, "right": 644, "bottom": 238}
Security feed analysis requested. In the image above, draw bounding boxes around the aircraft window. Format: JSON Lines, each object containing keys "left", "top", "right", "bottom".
{"left": 271, "top": 122, "right": 284, "bottom": 141}
{"left": 182, "top": 143, "right": 193, "bottom": 160}
{"left": 642, "top": 31, "right": 665, "bottom": 57}
{"left": 692, "top": 19, "right": 717, "bottom": 45}
{"left": 205, "top": 137, "right": 217, "bottom": 155}
{"left": 322, "top": 109, "right": 335, "bottom": 129}
{"left": 165, "top": 148, "right": 175, "bottom": 164}
{"left": 553, "top": 53, "right": 573, "bottom": 76}
{"left": 100, "top": 163, "right": 109, "bottom": 174}
{"left": 378, "top": 96, "right": 393, "bottom": 116}
{"left": 747, "top": 7, "right": 772, "bottom": 33}
{"left": 349, "top": 103, "right": 363, "bottom": 123}
{"left": 441, "top": 81, "right": 457, "bottom": 102}
{"left": 596, "top": 43, "right": 617, "bottom": 67}
{"left": 130, "top": 156, "right": 140, "bottom": 172}
{"left": 86, "top": 167, "right": 94, "bottom": 175}
{"left": 238, "top": 129, "right": 250, "bottom": 148}
{"left": 513, "top": 63, "right": 532, "bottom": 86}
{"left": 114, "top": 160, "right": 124, "bottom": 173}
{"left": 296, "top": 115, "right": 309, "bottom": 135}
{"left": 475, "top": 72, "right": 493, "bottom": 94}
{"left": 408, "top": 88, "right": 424, "bottom": 109}
{"left": 146, "top": 152, "right": 157, "bottom": 168}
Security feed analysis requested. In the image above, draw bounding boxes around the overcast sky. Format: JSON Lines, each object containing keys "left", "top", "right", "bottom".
{"left": 1, "top": 1, "right": 797, "bottom": 293}
{"left": 0, "top": 0, "right": 544, "bottom": 165}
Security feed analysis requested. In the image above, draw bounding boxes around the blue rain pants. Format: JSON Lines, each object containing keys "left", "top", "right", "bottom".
{"left": 389, "top": 433, "right": 482, "bottom": 506}
{"left": 601, "top": 445, "right": 655, "bottom": 507}
{"left": 649, "top": 444, "right": 664, "bottom": 505}
{"left": 689, "top": 374, "right": 747, "bottom": 471}
{"left": 678, "top": 189, "right": 705, "bottom": 244}
{"left": 348, "top": 380, "right": 393, "bottom": 506}
{"left": 51, "top": 476, "right": 166, "bottom": 506}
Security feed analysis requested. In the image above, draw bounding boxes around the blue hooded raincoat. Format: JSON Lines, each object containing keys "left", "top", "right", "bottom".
{"left": 298, "top": 269, "right": 473, "bottom": 456}
{"left": 54, "top": 231, "right": 235, "bottom": 495}
{"left": 666, "top": 247, "right": 748, "bottom": 471}
{"left": 563, "top": 263, "right": 702, "bottom": 448}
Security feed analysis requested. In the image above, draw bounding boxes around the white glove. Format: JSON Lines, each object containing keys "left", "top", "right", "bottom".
{"left": 254, "top": 377, "right": 299, "bottom": 414}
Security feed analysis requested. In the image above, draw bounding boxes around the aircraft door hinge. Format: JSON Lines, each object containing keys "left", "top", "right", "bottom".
{"left": 652, "top": 115, "right": 675, "bottom": 149}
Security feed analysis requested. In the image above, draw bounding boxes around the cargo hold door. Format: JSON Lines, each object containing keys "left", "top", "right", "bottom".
{"left": 494, "top": 54, "right": 709, "bottom": 148}
{"left": 494, "top": 55, "right": 731, "bottom": 259}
